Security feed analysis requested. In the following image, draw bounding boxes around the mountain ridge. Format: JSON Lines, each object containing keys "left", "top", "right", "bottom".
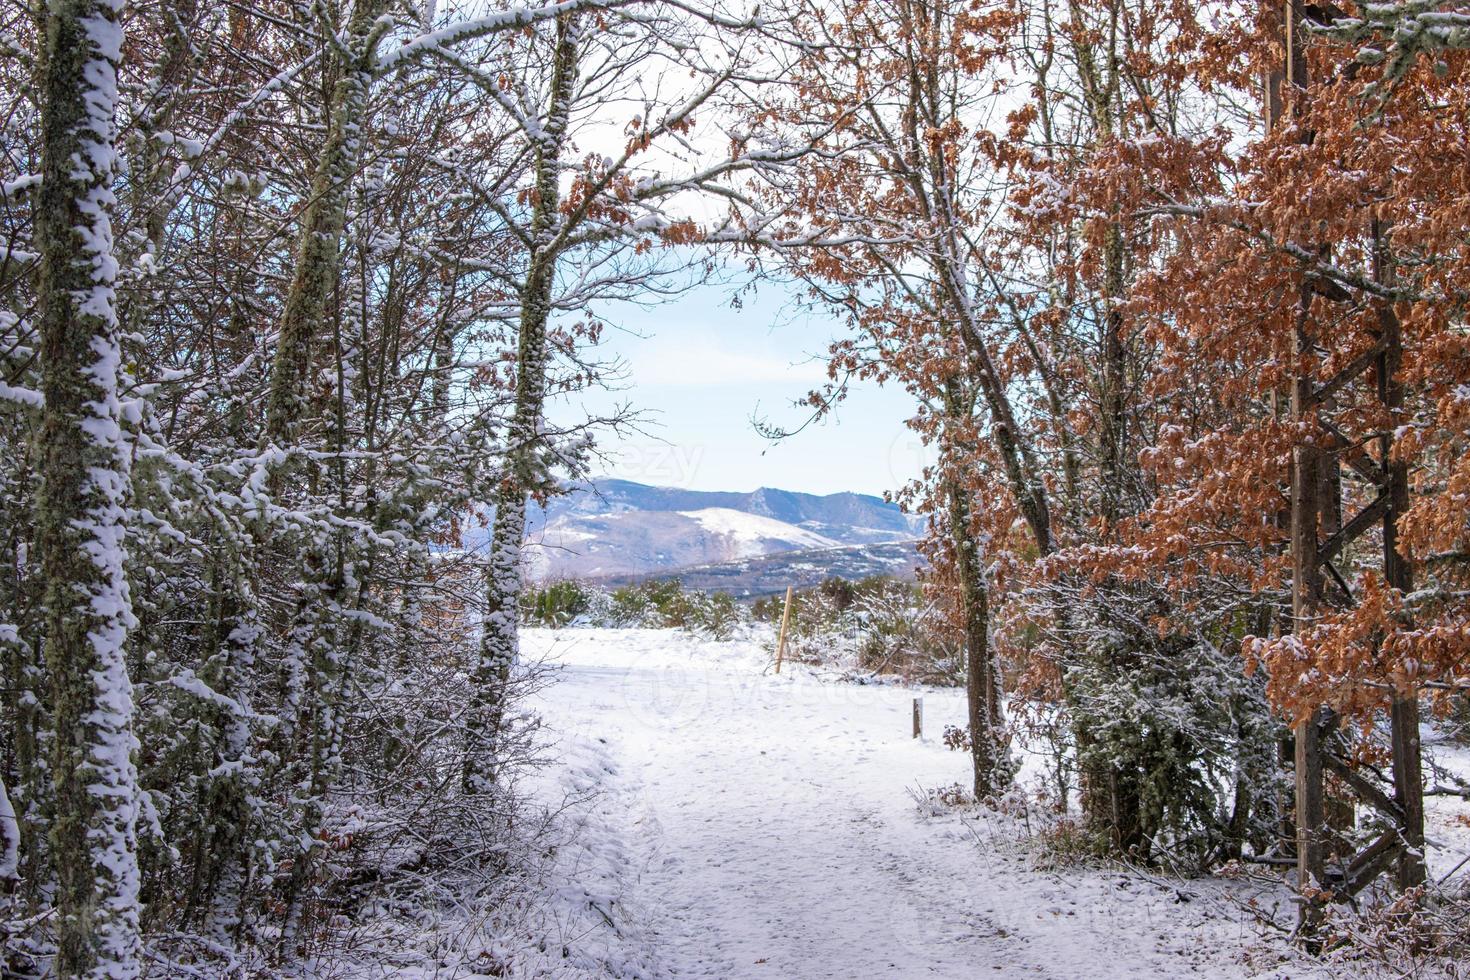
{"left": 521, "top": 478, "right": 922, "bottom": 582}
{"left": 530, "top": 478, "right": 916, "bottom": 535}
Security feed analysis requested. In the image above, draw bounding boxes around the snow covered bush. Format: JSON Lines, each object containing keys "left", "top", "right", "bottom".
{"left": 593, "top": 580, "right": 737, "bottom": 638}
{"left": 1314, "top": 885, "right": 1470, "bottom": 975}
{"left": 1014, "top": 580, "right": 1285, "bottom": 871}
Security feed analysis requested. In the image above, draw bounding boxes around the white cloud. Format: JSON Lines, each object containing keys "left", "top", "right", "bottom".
{"left": 631, "top": 335, "right": 831, "bottom": 387}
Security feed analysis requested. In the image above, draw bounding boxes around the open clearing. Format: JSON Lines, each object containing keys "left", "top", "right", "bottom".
{"left": 524, "top": 628, "right": 1344, "bottom": 980}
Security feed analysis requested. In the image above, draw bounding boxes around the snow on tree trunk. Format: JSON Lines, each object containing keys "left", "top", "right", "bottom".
{"left": 1, "top": 615, "right": 46, "bottom": 905}
{"left": 463, "top": 14, "right": 580, "bottom": 793}
{"left": 0, "top": 773, "right": 17, "bottom": 885}
{"left": 33, "top": 0, "right": 142, "bottom": 972}
{"left": 189, "top": 558, "right": 260, "bottom": 942}
{"left": 262, "top": 0, "right": 385, "bottom": 947}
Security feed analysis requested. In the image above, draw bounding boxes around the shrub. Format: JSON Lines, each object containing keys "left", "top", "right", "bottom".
{"left": 761, "top": 575, "right": 959, "bottom": 682}
{"left": 522, "top": 579, "right": 592, "bottom": 628}
{"left": 526, "top": 578, "right": 746, "bottom": 639}
{"left": 1030, "top": 817, "right": 1095, "bottom": 871}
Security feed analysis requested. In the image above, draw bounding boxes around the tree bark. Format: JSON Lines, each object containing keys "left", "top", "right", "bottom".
{"left": 263, "top": 0, "right": 385, "bottom": 446}
{"left": 941, "top": 382, "right": 1010, "bottom": 799}
{"left": 186, "top": 552, "right": 258, "bottom": 942}
{"left": 949, "top": 485, "right": 1009, "bottom": 798}
{"left": 463, "top": 14, "right": 581, "bottom": 792}
{"left": 34, "top": 0, "right": 142, "bottom": 971}
{"left": 1375, "top": 222, "right": 1426, "bottom": 891}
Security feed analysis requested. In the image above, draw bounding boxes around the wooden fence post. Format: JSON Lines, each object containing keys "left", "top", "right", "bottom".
{"left": 774, "top": 585, "right": 793, "bottom": 674}
{"left": 912, "top": 697, "right": 923, "bottom": 739}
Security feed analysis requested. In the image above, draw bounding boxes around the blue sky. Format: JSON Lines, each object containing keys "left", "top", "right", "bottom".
{"left": 553, "top": 279, "right": 930, "bottom": 498}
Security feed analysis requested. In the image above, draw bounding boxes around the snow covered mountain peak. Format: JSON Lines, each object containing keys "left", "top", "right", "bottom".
{"left": 520, "top": 479, "right": 920, "bottom": 582}
{"left": 674, "top": 507, "right": 840, "bottom": 557}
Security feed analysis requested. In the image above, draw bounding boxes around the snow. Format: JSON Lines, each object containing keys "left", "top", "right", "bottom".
{"left": 53, "top": 0, "right": 145, "bottom": 973}
{"left": 0, "top": 380, "right": 43, "bottom": 407}
{"left": 676, "top": 507, "right": 839, "bottom": 558}
{"left": 520, "top": 627, "right": 1332, "bottom": 979}
{"left": 1424, "top": 732, "right": 1470, "bottom": 885}
{"left": 376, "top": 0, "right": 617, "bottom": 73}
{"left": 0, "top": 773, "right": 16, "bottom": 881}
{"left": 1, "top": 173, "right": 40, "bottom": 197}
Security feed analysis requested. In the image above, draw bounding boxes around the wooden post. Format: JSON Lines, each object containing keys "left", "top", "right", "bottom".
{"left": 1376, "top": 221, "right": 1427, "bottom": 890}
{"left": 912, "top": 697, "right": 923, "bottom": 739}
{"left": 1258, "top": 4, "right": 1425, "bottom": 925}
{"left": 774, "top": 585, "right": 793, "bottom": 674}
{"left": 1272, "top": 0, "right": 1328, "bottom": 931}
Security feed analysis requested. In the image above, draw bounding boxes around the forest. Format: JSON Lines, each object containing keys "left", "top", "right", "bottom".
{"left": 2, "top": 0, "right": 1470, "bottom": 976}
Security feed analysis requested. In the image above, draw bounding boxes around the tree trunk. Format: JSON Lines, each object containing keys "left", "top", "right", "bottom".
{"left": 34, "top": 0, "right": 142, "bottom": 971}
{"left": 0, "top": 773, "right": 17, "bottom": 888}
{"left": 263, "top": 0, "right": 384, "bottom": 446}
{"left": 941, "top": 383, "right": 1010, "bottom": 800}
{"left": 185, "top": 552, "right": 259, "bottom": 942}
{"left": 0, "top": 511, "right": 46, "bottom": 909}
{"left": 1098, "top": 221, "right": 1128, "bottom": 527}
{"left": 1068, "top": 0, "right": 1130, "bottom": 529}
{"left": 1290, "top": 286, "right": 1328, "bottom": 923}
{"left": 951, "top": 488, "right": 1010, "bottom": 799}
{"left": 463, "top": 14, "right": 581, "bottom": 793}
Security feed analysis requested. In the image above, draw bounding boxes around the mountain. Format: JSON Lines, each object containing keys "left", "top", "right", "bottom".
{"left": 521, "top": 479, "right": 922, "bottom": 582}
{"left": 590, "top": 539, "right": 925, "bottom": 598}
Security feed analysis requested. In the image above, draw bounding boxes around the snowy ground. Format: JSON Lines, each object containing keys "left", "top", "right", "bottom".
{"left": 513, "top": 628, "right": 1362, "bottom": 980}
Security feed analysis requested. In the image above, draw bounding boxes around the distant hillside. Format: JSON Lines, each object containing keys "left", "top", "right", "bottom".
{"left": 589, "top": 539, "right": 925, "bottom": 598}
{"left": 518, "top": 479, "right": 922, "bottom": 582}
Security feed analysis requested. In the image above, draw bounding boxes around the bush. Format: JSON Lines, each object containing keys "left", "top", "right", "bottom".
{"left": 523, "top": 578, "right": 744, "bottom": 639}
{"left": 609, "top": 580, "right": 741, "bottom": 638}
{"left": 756, "top": 576, "right": 959, "bottom": 682}
{"left": 522, "top": 579, "right": 592, "bottom": 627}
{"left": 1023, "top": 580, "right": 1285, "bottom": 870}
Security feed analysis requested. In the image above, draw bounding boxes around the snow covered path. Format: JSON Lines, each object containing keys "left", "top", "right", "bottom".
{"left": 525, "top": 629, "right": 1314, "bottom": 980}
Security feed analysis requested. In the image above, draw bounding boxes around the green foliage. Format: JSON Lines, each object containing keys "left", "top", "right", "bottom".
{"left": 522, "top": 579, "right": 592, "bottom": 628}
{"left": 607, "top": 578, "right": 684, "bottom": 627}
{"left": 1044, "top": 583, "right": 1285, "bottom": 871}
{"left": 522, "top": 578, "right": 744, "bottom": 639}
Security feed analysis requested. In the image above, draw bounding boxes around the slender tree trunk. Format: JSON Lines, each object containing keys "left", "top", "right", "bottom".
{"left": 0, "top": 519, "right": 46, "bottom": 908}
{"left": 184, "top": 552, "right": 258, "bottom": 942}
{"left": 1068, "top": 0, "right": 1130, "bottom": 528}
{"left": 1098, "top": 222, "right": 1128, "bottom": 527}
{"left": 464, "top": 14, "right": 580, "bottom": 792}
{"left": 262, "top": 2, "right": 384, "bottom": 947}
{"left": 1064, "top": 0, "right": 1154, "bottom": 853}
{"left": 0, "top": 773, "right": 17, "bottom": 889}
{"left": 1290, "top": 287, "right": 1328, "bottom": 926}
{"left": 263, "top": 0, "right": 384, "bottom": 446}
{"left": 890, "top": 8, "right": 1055, "bottom": 558}
{"left": 940, "top": 381, "right": 1010, "bottom": 799}
{"left": 34, "top": 0, "right": 142, "bottom": 972}
{"left": 946, "top": 476, "right": 1009, "bottom": 799}
{"left": 277, "top": 255, "right": 374, "bottom": 950}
